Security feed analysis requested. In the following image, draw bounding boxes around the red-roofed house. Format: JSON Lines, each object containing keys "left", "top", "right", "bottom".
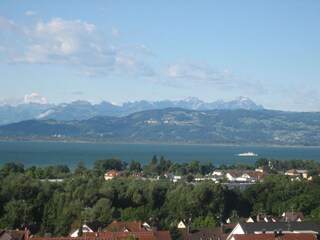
{"left": 104, "top": 170, "right": 125, "bottom": 180}
{"left": 32, "top": 231, "right": 172, "bottom": 240}
{"left": 0, "top": 229, "right": 30, "bottom": 240}
{"left": 281, "top": 212, "right": 304, "bottom": 222}
{"left": 226, "top": 171, "right": 265, "bottom": 182}
{"left": 104, "top": 221, "right": 148, "bottom": 232}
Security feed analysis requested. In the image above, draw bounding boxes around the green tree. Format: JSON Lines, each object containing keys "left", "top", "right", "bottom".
{"left": 186, "top": 174, "right": 194, "bottom": 183}
{"left": 1, "top": 162, "right": 24, "bottom": 176}
{"left": 151, "top": 154, "right": 158, "bottom": 164}
{"left": 192, "top": 216, "right": 218, "bottom": 227}
{"left": 94, "top": 158, "right": 126, "bottom": 175}
{"left": 74, "top": 161, "right": 89, "bottom": 176}
{"left": 129, "top": 160, "right": 142, "bottom": 172}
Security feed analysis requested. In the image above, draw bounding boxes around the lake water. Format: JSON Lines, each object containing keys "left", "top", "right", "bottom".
{"left": 0, "top": 141, "right": 320, "bottom": 170}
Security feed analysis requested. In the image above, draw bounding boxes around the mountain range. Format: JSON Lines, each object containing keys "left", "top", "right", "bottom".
{"left": 1, "top": 108, "right": 320, "bottom": 146}
{"left": 0, "top": 97, "right": 263, "bottom": 125}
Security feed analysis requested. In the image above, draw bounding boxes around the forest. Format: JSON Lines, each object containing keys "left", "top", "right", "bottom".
{"left": 1, "top": 157, "right": 320, "bottom": 239}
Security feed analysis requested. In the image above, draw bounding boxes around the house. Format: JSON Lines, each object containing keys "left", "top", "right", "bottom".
{"left": 231, "top": 233, "right": 317, "bottom": 240}
{"left": 255, "top": 165, "right": 271, "bottom": 173}
{"left": 263, "top": 216, "right": 277, "bottom": 223}
{"left": 226, "top": 171, "right": 265, "bottom": 183}
{"left": 0, "top": 229, "right": 30, "bottom": 240}
{"left": 132, "top": 172, "right": 144, "bottom": 179}
{"left": 296, "top": 170, "right": 309, "bottom": 179}
{"left": 241, "top": 172, "right": 265, "bottom": 182}
{"left": 32, "top": 221, "right": 172, "bottom": 240}
{"left": 212, "top": 170, "right": 226, "bottom": 176}
{"left": 177, "top": 221, "right": 187, "bottom": 229}
{"left": 285, "top": 169, "right": 300, "bottom": 177}
{"left": 246, "top": 216, "right": 258, "bottom": 223}
{"left": 104, "top": 170, "right": 125, "bottom": 180}
{"left": 104, "top": 221, "right": 148, "bottom": 232}
{"left": 32, "top": 231, "right": 172, "bottom": 240}
{"left": 178, "top": 224, "right": 235, "bottom": 240}
{"left": 70, "top": 221, "right": 104, "bottom": 237}
{"left": 226, "top": 172, "right": 242, "bottom": 182}
{"left": 173, "top": 175, "right": 182, "bottom": 182}
{"left": 246, "top": 215, "right": 277, "bottom": 223}
{"left": 281, "top": 212, "right": 304, "bottom": 222}
{"left": 142, "top": 222, "right": 152, "bottom": 231}
{"left": 285, "top": 169, "right": 308, "bottom": 179}
{"left": 226, "top": 221, "right": 320, "bottom": 240}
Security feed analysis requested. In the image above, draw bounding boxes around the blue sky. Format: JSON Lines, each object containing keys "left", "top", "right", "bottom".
{"left": 0, "top": 1, "right": 320, "bottom": 111}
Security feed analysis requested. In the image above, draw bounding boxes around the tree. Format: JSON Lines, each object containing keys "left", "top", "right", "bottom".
{"left": 186, "top": 174, "right": 194, "bottom": 183}
{"left": 192, "top": 216, "right": 218, "bottom": 227}
{"left": 129, "top": 160, "right": 142, "bottom": 172}
{"left": 255, "top": 158, "right": 269, "bottom": 168}
{"left": 74, "top": 161, "right": 88, "bottom": 176}
{"left": 307, "top": 206, "right": 320, "bottom": 226}
{"left": 151, "top": 154, "right": 158, "bottom": 165}
{"left": 90, "top": 198, "right": 113, "bottom": 224}
{"left": 228, "top": 210, "right": 240, "bottom": 224}
{"left": 94, "top": 158, "right": 126, "bottom": 175}
{"left": 1, "top": 162, "right": 24, "bottom": 176}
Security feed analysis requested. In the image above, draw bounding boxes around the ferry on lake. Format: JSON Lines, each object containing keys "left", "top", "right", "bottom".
{"left": 236, "top": 152, "right": 258, "bottom": 157}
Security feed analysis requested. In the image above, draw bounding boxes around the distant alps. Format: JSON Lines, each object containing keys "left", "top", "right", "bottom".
{"left": 0, "top": 97, "right": 263, "bottom": 125}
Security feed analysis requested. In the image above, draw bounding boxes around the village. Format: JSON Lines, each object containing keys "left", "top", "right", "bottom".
{"left": 104, "top": 160, "right": 315, "bottom": 192}
{"left": 1, "top": 211, "right": 320, "bottom": 240}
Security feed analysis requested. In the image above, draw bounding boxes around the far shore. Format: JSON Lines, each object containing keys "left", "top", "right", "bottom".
{"left": 0, "top": 137, "right": 320, "bottom": 149}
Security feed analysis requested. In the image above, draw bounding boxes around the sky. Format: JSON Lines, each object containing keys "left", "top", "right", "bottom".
{"left": 0, "top": 1, "right": 320, "bottom": 111}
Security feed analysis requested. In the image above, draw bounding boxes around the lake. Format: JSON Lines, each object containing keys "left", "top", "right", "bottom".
{"left": 1, "top": 141, "right": 320, "bottom": 170}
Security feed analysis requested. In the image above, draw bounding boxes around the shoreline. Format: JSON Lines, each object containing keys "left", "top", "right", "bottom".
{"left": 0, "top": 137, "right": 320, "bottom": 149}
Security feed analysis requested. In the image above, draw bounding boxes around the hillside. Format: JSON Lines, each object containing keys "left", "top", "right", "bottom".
{"left": 1, "top": 108, "right": 320, "bottom": 145}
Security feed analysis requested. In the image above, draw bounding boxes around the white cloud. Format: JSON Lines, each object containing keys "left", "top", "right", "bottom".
{"left": 0, "top": 15, "right": 15, "bottom": 32}
{"left": 6, "top": 17, "right": 118, "bottom": 75}
{"left": 0, "top": 16, "right": 156, "bottom": 77}
{"left": 0, "top": 93, "right": 48, "bottom": 106}
{"left": 165, "top": 61, "right": 232, "bottom": 83}
{"left": 115, "top": 55, "right": 155, "bottom": 77}
{"left": 164, "top": 61, "right": 240, "bottom": 89}
{"left": 23, "top": 93, "right": 48, "bottom": 104}
{"left": 25, "top": 11, "right": 36, "bottom": 16}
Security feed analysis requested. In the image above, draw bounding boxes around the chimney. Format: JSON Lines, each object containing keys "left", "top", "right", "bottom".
{"left": 24, "top": 228, "right": 30, "bottom": 240}
{"left": 220, "top": 223, "right": 225, "bottom": 234}
{"left": 274, "top": 229, "right": 278, "bottom": 237}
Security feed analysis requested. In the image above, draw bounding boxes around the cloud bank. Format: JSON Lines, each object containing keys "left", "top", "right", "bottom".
{"left": 0, "top": 93, "right": 48, "bottom": 106}
{"left": 0, "top": 16, "right": 153, "bottom": 77}
{"left": 0, "top": 15, "right": 250, "bottom": 84}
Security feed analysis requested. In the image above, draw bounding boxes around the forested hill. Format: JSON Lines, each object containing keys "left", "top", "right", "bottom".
{"left": 1, "top": 108, "right": 320, "bottom": 145}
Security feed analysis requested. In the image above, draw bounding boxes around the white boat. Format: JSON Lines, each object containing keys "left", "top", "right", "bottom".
{"left": 236, "top": 152, "right": 258, "bottom": 157}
